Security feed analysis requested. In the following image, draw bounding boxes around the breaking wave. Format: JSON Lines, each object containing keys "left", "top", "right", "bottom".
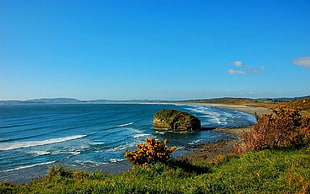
{"left": 117, "top": 122, "right": 134, "bottom": 127}
{"left": 1, "top": 161, "right": 55, "bottom": 173}
{"left": 0, "top": 135, "right": 87, "bottom": 151}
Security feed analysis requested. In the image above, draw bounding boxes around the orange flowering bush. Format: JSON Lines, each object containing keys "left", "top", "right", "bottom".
{"left": 232, "top": 105, "right": 310, "bottom": 154}
{"left": 125, "top": 138, "right": 177, "bottom": 166}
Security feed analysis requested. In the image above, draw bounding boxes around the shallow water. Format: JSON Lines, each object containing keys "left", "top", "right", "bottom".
{"left": 0, "top": 103, "right": 256, "bottom": 183}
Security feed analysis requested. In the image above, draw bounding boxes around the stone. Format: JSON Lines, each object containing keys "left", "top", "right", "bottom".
{"left": 153, "top": 109, "right": 201, "bottom": 131}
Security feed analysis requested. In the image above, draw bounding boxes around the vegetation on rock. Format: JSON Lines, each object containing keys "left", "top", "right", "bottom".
{"left": 153, "top": 109, "right": 201, "bottom": 131}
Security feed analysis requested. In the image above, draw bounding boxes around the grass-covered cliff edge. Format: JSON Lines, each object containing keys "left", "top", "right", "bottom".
{"left": 1, "top": 147, "right": 309, "bottom": 193}
{"left": 1, "top": 97, "right": 309, "bottom": 194}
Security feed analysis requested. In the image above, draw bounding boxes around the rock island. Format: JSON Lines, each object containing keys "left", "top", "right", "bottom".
{"left": 153, "top": 109, "right": 201, "bottom": 132}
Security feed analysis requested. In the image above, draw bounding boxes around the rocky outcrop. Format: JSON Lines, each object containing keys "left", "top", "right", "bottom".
{"left": 153, "top": 109, "right": 201, "bottom": 132}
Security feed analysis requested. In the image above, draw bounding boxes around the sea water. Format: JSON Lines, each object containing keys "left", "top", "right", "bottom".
{"left": 0, "top": 103, "right": 256, "bottom": 183}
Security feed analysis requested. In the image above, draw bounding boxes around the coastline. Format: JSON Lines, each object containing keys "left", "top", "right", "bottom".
{"left": 182, "top": 104, "right": 270, "bottom": 163}
{"left": 1, "top": 103, "right": 271, "bottom": 184}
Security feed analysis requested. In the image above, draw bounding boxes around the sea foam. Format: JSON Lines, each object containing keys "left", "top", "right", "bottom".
{"left": 1, "top": 161, "right": 55, "bottom": 173}
{"left": 133, "top": 133, "right": 151, "bottom": 138}
{"left": 117, "top": 122, "right": 134, "bottom": 127}
{"left": 0, "top": 135, "right": 87, "bottom": 151}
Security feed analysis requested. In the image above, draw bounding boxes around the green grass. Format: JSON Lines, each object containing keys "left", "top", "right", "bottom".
{"left": 1, "top": 146, "right": 309, "bottom": 194}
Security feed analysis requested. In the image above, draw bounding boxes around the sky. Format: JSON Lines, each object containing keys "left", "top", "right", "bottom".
{"left": 0, "top": 0, "right": 309, "bottom": 100}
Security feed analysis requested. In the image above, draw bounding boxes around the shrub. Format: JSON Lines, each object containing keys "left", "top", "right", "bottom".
{"left": 232, "top": 105, "right": 310, "bottom": 154}
{"left": 300, "top": 115, "right": 310, "bottom": 144}
{"left": 46, "top": 166, "right": 89, "bottom": 179}
{"left": 124, "top": 138, "right": 177, "bottom": 166}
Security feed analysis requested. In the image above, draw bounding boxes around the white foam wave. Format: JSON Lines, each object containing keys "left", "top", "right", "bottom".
{"left": 68, "top": 151, "right": 81, "bottom": 155}
{"left": 186, "top": 106, "right": 230, "bottom": 125}
{"left": 155, "top": 131, "right": 166, "bottom": 135}
{"left": 185, "top": 106, "right": 209, "bottom": 114}
{"left": 0, "top": 135, "right": 87, "bottom": 151}
{"left": 1, "top": 161, "right": 55, "bottom": 173}
{"left": 176, "top": 146, "right": 184, "bottom": 150}
{"left": 117, "top": 122, "right": 134, "bottom": 127}
{"left": 133, "top": 134, "right": 151, "bottom": 138}
{"left": 210, "top": 117, "right": 221, "bottom": 124}
{"left": 89, "top": 142, "right": 104, "bottom": 145}
{"left": 188, "top": 139, "right": 203, "bottom": 145}
{"left": 109, "top": 158, "right": 125, "bottom": 163}
{"left": 74, "top": 160, "right": 105, "bottom": 166}
{"left": 51, "top": 149, "right": 81, "bottom": 156}
{"left": 27, "top": 151, "right": 51, "bottom": 156}
{"left": 105, "top": 141, "right": 138, "bottom": 152}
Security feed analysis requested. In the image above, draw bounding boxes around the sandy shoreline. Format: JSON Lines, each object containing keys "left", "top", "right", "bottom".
{"left": 201, "top": 103, "right": 270, "bottom": 137}
{"left": 182, "top": 104, "right": 270, "bottom": 163}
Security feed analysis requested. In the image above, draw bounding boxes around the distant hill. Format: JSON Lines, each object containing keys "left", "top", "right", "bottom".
{"left": 182, "top": 96, "right": 310, "bottom": 105}
{"left": 182, "top": 96, "right": 310, "bottom": 114}
{"left": 1, "top": 96, "right": 309, "bottom": 111}
{"left": 0, "top": 98, "right": 155, "bottom": 105}
{"left": 0, "top": 98, "right": 81, "bottom": 105}
{"left": 25, "top": 98, "right": 81, "bottom": 103}
{"left": 182, "top": 97, "right": 254, "bottom": 105}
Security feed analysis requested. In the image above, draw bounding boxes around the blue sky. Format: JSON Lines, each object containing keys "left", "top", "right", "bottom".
{"left": 1, "top": 0, "right": 309, "bottom": 100}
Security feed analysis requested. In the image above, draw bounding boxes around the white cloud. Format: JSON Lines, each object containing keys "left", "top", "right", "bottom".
{"left": 228, "top": 61, "right": 265, "bottom": 75}
{"left": 233, "top": 61, "right": 243, "bottom": 67}
{"left": 233, "top": 61, "right": 252, "bottom": 69}
{"left": 228, "top": 69, "right": 247, "bottom": 75}
{"left": 292, "top": 57, "right": 310, "bottom": 69}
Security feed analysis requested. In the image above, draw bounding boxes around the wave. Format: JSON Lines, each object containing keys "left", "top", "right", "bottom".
{"left": 0, "top": 135, "right": 87, "bottom": 151}
{"left": 105, "top": 141, "right": 138, "bottom": 152}
{"left": 1, "top": 161, "right": 55, "bottom": 173}
{"left": 51, "top": 151, "right": 81, "bottom": 156}
{"left": 116, "top": 122, "right": 134, "bottom": 127}
{"left": 186, "top": 106, "right": 231, "bottom": 126}
{"left": 188, "top": 139, "right": 203, "bottom": 145}
{"left": 27, "top": 151, "right": 51, "bottom": 156}
{"left": 73, "top": 160, "right": 107, "bottom": 166}
{"left": 155, "top": 131, "right": 166, "bottom": 135}
{"left": 109, "top": 158, "right": 125, "bottom": 163}
{"left": 133, "top": 134, "right": 151, "bottom": 138}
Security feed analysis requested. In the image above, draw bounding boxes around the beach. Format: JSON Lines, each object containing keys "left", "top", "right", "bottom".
{"left": 183, "top": 104, "right": 270, "bottom": 163}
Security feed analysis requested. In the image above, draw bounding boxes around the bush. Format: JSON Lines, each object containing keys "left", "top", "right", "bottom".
{"left": 232, "top": 105, "right": 310, "bottom": 154}
{"left": 124, "top": 138, "right": 177, "bottom": 166}
{"left": 46, "top": 166, "right": 90, "bottom": 179}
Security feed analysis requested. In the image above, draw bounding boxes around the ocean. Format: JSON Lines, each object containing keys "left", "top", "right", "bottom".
{"left": 0, "top": 103, "right": 256, "bottom": 183}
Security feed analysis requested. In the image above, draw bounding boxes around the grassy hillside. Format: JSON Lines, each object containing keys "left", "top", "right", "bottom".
{"left": 280, "top": 98, "right": 310, "bottom": 114}
{"left": 184, "top": 96, "right": 310, "bottom": 112}
{"left": 1, "top": 147, "right": 309, "bottom": 193}
{"left": 183, "top": 97, "right": 255, "bottom": 105}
